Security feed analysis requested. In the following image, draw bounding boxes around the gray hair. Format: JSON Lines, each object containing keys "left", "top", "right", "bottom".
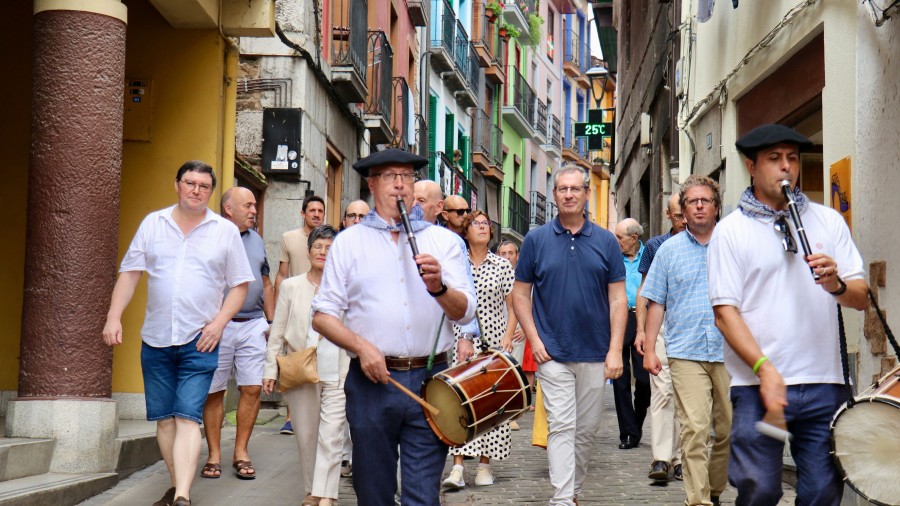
{"left": 307, "top": 225, "right": 338, "bottom": 250}
{"left": 497, "top": 240, "right": 518, "bottom": 252}
{"left": 620, "top": 218, "right": 643, "bottom": 237}
{"left": 679, "top": 175, "right": 721, "bottom": 211}
{"left": 553, "top": 165, "right": 590, "bottom": 189}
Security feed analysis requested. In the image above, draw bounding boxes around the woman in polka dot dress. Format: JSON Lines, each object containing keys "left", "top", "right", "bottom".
{"left": 442, "top": 210, "right": 519, "bottom": 490}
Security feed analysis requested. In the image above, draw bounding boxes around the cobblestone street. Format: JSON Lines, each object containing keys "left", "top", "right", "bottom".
{"left": 83, "top": 388, "right": 797, "bottom": 505}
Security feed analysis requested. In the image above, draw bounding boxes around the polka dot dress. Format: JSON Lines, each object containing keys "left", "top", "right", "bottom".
{"left": 449, "top": 252, "right": 515, "bottom": 460}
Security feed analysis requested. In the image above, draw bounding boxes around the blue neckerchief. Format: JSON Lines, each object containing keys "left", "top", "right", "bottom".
{"left": 360, "top": 204, "right": 432, "bottom": 233}
{"left": 738, "top": 185, "right": 808, "bottom": 220}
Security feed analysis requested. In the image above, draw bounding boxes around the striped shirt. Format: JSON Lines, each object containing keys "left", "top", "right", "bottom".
{"left": 641, "top": 228, "right": 724, "bottom": 362}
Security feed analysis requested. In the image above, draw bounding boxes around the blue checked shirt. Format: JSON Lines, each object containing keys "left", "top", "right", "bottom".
{"left": 640, "top": 228, "right": 724, "bottom": 362}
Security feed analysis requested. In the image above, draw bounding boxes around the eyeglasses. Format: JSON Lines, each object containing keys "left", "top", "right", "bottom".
{"left": 343, "top": 213, "right": 365, "bottom": 222}
{"left": 179, "top": 179, "right": 213, "bottom": 193}
{"left": 556, "top": 186, "right": 587, "bottom": 195}
{"left": 470, "top": 220, "right": 491, "bottom": 228}
{"left": 671, "top": 213, "right": 685, "bottom": 222}
{"left": 310, "top": 243, "right": 332, "bottom": 252}
{"left": 446, "top": 209, "right": 471, "bottom": 216}
{"left": 774, "top": 216, "right": 798, "bottom": 254}
{"left": 685, "top": 197, "right": 714, "bottom": 207}
{"left": 373, "top": 172, "right": 417, "bottom": 184}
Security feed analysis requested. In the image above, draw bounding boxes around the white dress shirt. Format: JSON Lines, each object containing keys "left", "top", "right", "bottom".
{"left": 312, "top": 222, "right": 476, "bottom": 357}
{"left": 119, "top": 205, "right": 255, "bottom": 347}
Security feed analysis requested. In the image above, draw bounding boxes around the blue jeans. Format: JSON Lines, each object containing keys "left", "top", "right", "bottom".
{"left": 730, "top": 384, "right": 848, "bottom": 506}
{"left": 141, "top": 333, "right": 219, "bottom": 423}
{"left": 345, "top": 359, "right": 448, "bottom": 506}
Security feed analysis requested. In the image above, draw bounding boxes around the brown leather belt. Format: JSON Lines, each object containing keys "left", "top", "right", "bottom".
{"left": 384, "top": 351, "right": 450, "bottom": 371}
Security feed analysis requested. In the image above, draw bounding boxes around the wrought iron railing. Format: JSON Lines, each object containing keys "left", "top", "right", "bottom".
{"left": 505, "top": 186, "right": 530, "bottom": 237}
{"left": 489, "top": 122, "right": 502, "bottom": 167}
{"left": 454, "top": 21, "right": 469, "bottom": 76}
{"left": 472, "top": 109, "right": 502, "bottom": 166}
{"left": 533, "top": 98, "right": 548, "bottom": 138}
{"left": 564, "top": 27, "right": 582, "bottom": 70}
{"left": 331, "top": 0, "right": 368, "bottom": 80}
{"left": 468, "top": 43, "right": 480, "bottom": 91}
{"left": 548, "top": 114, "right": 562, "bottom": 149}
{"left": 564, "top": 116, "right": 573, "bottom": 150}
{"left": 530, "top": 190, "right": 546, "bottom": 226}
{"left": 430, "top": 0, "right": 456, "bottom": 56}
{"left": 414, "top": 114, "right": 428, "bottom": 156}
{"left": 575, "top": 137, "right": 588, "bottom": 160}
{"left": 391, "top": 77, "right": 410, "bottom": 150}
{"left": 365, "top": 31, "right": 393, "bottom": 123}
{"left": 472, "top": 1, "right": 495, "bottom": 62}
{"left": 429, "top": 150, "right": 454, "bottom": 193}
{"left": 547, "top": 201, "right": 558, "bottom": 221}
{"left": 509, "top": 71, "right": 535, "bottom": 125}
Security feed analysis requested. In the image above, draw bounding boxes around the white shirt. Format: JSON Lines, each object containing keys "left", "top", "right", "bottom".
{"left": 120, "top": 206, "right": 255, "bottom": 347}
{"left": 312, "top": 222, "right": 476, "bottom": 357}
{"left": 708, "top": 203, "right": 864, "bottom": 386}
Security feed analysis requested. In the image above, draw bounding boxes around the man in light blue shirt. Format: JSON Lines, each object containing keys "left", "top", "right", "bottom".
{"left": 613, "top": 218, "right": 651, "bottom": 450}
{"left": 641, "top": 175, "right": 731, "bottom": 506}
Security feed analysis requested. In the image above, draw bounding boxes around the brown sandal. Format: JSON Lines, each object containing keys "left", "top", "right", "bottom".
{"left": 200, "top": 462, "right": 221, "bottom": 479}
{"left": 233, "top": 459, "right": 256, "bottom": 480}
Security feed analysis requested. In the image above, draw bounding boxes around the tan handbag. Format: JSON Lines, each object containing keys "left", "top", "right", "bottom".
{"left": 276, "top": 344, "right": 319, "bottom": 391}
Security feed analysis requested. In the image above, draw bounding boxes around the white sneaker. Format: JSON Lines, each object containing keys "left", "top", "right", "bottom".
{"left": 509, "top": 420, "right": 520, "bottom": 431}
{"left": 474, "top": 463, "right": 494, "bottom": 486}
{"left": 442, "top": 464, "right": 465, "bottom": 489}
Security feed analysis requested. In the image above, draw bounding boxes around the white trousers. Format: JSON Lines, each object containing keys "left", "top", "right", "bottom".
{"left": 538, "top": 360, "right": 606, "bottom": 506}
{"left": 649, "top": 335, "right": 681, "bottom": 465}
{"left": 282, "top": 380, "right": 346, "bottom": 500}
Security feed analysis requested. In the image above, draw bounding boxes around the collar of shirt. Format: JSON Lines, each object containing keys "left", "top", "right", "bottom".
{"left": 551, "top": 216, "right": 594, "bottom": 236}
{"left": 622, "top": 241, "right": 644, "bottom": 263}
{"left": 361, "top": 204, "right": 431, "bottom": 233}
{"left": 683, "top": 226, "right": 708, "bottom": 247}
{"left": 161, "top": 206, "right": 215, "bottom": 235}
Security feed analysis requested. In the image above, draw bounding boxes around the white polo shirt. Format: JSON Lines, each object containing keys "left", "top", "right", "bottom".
{"left": 120, "top": 206, "right": 256, "bottom": 347}
{"left": 708, "top": 203, "right": 864, "bottom": 386}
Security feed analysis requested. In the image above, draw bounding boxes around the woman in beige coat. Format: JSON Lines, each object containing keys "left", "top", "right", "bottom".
{"left": 263, "top": 225, "right": 349, "bottom": 506}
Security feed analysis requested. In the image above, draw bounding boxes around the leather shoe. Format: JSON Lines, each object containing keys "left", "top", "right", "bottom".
{"left": 673, "top": 463, "right": 683, "bottom": 480}
{"left": 618, "top": 435, "right": 639, "bottom": 449}
{"left": 711, "top": 496, "right": 720, "bottom": 506}
{"left": 648, "top": 460, "right": 670, "bottom": 481}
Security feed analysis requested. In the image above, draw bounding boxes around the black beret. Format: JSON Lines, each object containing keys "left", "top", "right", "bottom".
{"left": 735, "top": 124, "right": 814, "bottom": 158}
{"left": 351, "top": 148, "right": 428, "bottom": 176}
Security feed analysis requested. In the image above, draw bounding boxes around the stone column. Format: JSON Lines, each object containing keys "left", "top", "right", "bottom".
{"left": 7, "top": 0, "right": 127, "bottom": 474}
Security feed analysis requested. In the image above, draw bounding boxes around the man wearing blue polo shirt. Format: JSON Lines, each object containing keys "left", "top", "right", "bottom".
{"left": 511, "top": 165, "right": 627, "bottom": 506}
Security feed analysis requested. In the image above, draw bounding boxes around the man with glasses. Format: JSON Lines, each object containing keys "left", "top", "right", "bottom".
{"left": 341, "top": 200, "right": 371, "bottom": 231}
{"left": 312, "top": 148, "right": 476, "bottom": 506}
{"left": 103, "top": 161, "right": 255, "bottom": 506}
{"left": 442, "top": 194, "right": 471, "bottom": 235}
{"left": 511, "top": 165, "right": 626, "bottom": 506}
{"left": 709, "top": 124, "right": 868, "bottom": 505}
{"left": 642, "top": 175, "right": 731, "bottom": 506}
{"left": 635, "top": 193, "right": 685, "bottom": 483}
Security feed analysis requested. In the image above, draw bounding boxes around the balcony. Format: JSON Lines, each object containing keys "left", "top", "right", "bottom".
{"left": 547, "top": 201, "right": 558, "bottom": 222}
{"left": 502, "top": 0, "right": 535, "bottom": 36}
{"left": 413, "top": 113, "right": 428, "bottom": 156}
{"left": 330, "top": 0, "right": 368, "bottom": 103}
{"left": 453, "top": 43, "right": 479, "bottom": 108}
{"left": 502, "top": 70, "right": 535, "bottom": 138}
{"left": 532, "top": 98, "right": 548, "bottom": 143}
{"left": 408, "top": 0, "right": 427, "bottom": 27}
{"left": 562, "top": 116, "right": 577, "bottom": 162}
{"left": 364, "top": 31, "right": 393, "bottom": 144}
{"left": 563, "top": 27, "right": 591, "bottom": 88}
{"left": 503, "top": 185, "right": 529, "bottom": 241}
{"left": 575, "top": 137, "right": 591, "bottom": 170}
{"left": 472, "top": 1, "right": 495, "bottom": 67}
{"left": 542, "top": 113, "right": 562, "bottom": 158}
{"left": 430, "top": 0, "right": 456, "bottom": 73}
{"left": 472, "top": 109, "right": 503, "bottom": 181}
{"left": 390, "top": 77, "right": 410, "bottom": 150}
{"left": 429, "top": 151, "right": 478, "bottom": 209}
{"left": 529, "top": 190, "right": 546, "bottom": 228}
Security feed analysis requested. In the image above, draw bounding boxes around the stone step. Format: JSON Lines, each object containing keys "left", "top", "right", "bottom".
{"left": 0, "top": 472, "right": 117, "bottom": 506}
{"left": 0, "top": 438, "right": 55, "bottom": 482}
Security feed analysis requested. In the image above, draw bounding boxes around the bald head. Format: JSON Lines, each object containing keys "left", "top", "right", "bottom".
{"left": 221, "top": 187, "right": 257, "bottom": 232}
{"left": 614, "top": 218, "right": 643, "bottom": 256}
{"left": 414, "top": 180, "right": 444, "bottom": 224}
{"left": 442, "top": 195, "right": 470, "bottom": 233}
{"left": 342, "top": 200, "right": 370, "bottom": 229}
{"left": 666, "top": 193, "right": 685, "bottom": 234}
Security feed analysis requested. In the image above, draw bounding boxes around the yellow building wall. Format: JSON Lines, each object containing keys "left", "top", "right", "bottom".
{"left": 0, "top": 2, "right": 34, "bottom": 391}
{"left": 114, "top": 0, "right": 233, "bottom": 393}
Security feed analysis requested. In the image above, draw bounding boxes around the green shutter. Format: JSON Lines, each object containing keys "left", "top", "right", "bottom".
{"left": 445, "top": 112, "right": 455, "bottom": 155}
{"left": 428, "top": 94, "right": 438, "bottom": 179}
{"left": 461, "top": 136, "right": 471, "bottom": 179}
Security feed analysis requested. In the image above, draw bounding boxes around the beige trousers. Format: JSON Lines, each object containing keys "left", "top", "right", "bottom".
{"left": 649, "top": 335, "right": 681, "bottom": 465}
{"left": 669, "top": 359, "right": 731, "bottom": 506}
{"left": 282, "top": 380, "right": 346, "bottom": 500}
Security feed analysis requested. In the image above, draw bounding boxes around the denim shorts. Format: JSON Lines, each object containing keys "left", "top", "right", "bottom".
{"left": 141, "top": 333, "right": 219, "bottom": 423}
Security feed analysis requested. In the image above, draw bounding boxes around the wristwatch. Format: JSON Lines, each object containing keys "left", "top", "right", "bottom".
{"left": 828, "top": 277, "right": 848, "bottom": 296}
{"left": 459, "top": 333, "right": 475, "bottom": 341}
{"left": 427, "top": 282, "right": 448, "bottom": 297}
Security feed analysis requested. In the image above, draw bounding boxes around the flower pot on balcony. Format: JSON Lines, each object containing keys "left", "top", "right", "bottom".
{"left": 486, "top": 9, "right": 498, "bottom": 22}
{"left": 498, "top": 27, "right": 508, "bottom": 38}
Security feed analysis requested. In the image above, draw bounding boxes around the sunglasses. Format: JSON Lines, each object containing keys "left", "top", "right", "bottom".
{"left": 446, "top": 209, "right": 471, "bottom": 216}
{"left": 774, "top": 216, "right": 798, "bottom": 254}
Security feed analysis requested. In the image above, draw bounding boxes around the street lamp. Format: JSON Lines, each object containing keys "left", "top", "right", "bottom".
{"left": 585, "top": 65, "right": 612, "bottom": 105}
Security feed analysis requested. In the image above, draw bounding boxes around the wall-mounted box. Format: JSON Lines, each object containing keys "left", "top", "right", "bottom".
{"left": 124, "top": 79, "right": 152, "bottom": 142}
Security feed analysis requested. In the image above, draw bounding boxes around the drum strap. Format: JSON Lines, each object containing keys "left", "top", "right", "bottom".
{"left": 838, "top": 288, "right": 900, "bottom": 409}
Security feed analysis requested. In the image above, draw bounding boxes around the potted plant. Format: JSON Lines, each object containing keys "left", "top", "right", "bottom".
{"left": 527, "top": 13, "right": 544, "bottom": 46}
{"left": 499, "top": 22, "right": 519, "bottom": 41}
{"left": 485, "top": 1, "right": 502, "bottom": 22}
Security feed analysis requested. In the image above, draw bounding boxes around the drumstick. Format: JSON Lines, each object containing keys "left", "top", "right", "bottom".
{"left": 387, "top": 377, "right": 440, "bottom": 416}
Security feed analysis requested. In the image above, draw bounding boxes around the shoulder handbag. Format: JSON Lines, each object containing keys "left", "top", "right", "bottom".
{"left": 276, "top": 338, "right": 321, "bottom": 391}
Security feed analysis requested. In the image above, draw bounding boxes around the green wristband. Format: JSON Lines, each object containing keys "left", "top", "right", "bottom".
{"left": 752, "top": 356, "right": 769, "bottom": 375}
